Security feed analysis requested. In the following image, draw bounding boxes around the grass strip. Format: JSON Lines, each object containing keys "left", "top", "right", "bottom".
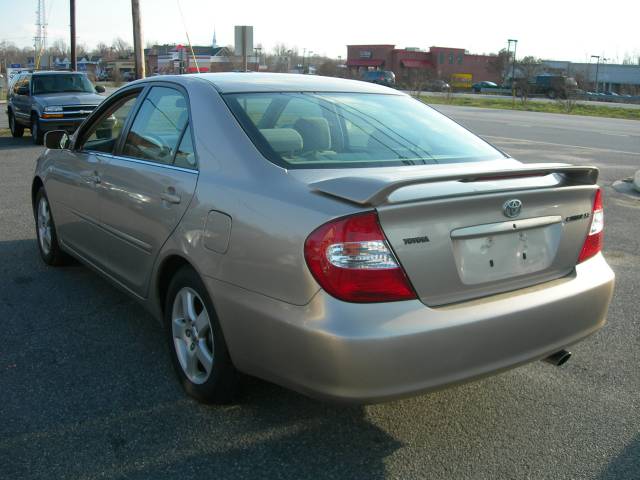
{"left": 418, "top": 95, "right": 640, "bottom": 120}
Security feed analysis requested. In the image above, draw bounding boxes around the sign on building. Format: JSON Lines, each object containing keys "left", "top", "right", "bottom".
{"left": 451, "top": 73, "right": 473, "bottom": 89}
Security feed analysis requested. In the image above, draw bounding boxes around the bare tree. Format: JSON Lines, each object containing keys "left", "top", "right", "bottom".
{"left": 488, "top": 48, "right": 511, "bottom": 83}
{"left": 316, "top": 59, "right": 340, "bottom": 77}
{"left": 111, "top": 37, "right": 133, "bottom": 58}
{"left": 514, "top": 56, "right": 542, "bottom": 104}
{"left": 92, "top": 41, "right": 112, "bottom": 59}
{"left": 49, "top": 38, "right": 69, "bottom": 58}
{"left": 76, "top": 43, "right": 89, "bottom": 60}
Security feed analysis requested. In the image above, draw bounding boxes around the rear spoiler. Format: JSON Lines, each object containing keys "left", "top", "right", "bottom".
{"left": 309, "top": 163, "right": 599, "bottom": 206}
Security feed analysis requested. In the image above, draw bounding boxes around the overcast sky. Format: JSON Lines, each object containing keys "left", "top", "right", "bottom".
{"left": 2, "top": 0, "right": 639, "bottom": 62}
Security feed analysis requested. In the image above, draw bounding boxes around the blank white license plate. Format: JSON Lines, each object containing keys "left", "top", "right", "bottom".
{"left": 452, "top": 226, "right": 561, "bottom": 285}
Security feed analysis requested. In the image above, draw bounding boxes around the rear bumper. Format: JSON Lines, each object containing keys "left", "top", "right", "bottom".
{"left": 206, "top": 253, "right": 615, "bottom": 403}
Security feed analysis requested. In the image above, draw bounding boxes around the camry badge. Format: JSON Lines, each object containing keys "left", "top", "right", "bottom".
{"left": 503, "top": 199, "right": 523, "bottom": 218}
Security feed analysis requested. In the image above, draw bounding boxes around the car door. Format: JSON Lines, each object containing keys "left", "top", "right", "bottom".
{"left": 97, "top": 84, "right": 198, "bottom": 298}
{"left": 12, "top": 74, "right": 31, "bottom": 124}
{"left": 45, "top": 89, "right": 142, "bottom": 267}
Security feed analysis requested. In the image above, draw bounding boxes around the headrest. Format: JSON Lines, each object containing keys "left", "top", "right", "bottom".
{"left": 293, "top": 117, "right": 331, "bottom": 152}
{"left": 260, "top": 128, "right": 303, "bottom": 155}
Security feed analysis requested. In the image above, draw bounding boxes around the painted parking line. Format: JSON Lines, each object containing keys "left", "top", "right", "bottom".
{"left": 482, "top": 135, "right": 640, "bottom": 156}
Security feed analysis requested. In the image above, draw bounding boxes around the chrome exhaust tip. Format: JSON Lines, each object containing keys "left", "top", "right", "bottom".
{"left": 543, "top": 349, "right": 572, "bottom": 366}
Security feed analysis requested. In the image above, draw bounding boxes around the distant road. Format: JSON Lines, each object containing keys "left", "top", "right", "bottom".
{"left": 431, "top": 104, "right": 640, "bottom": 156}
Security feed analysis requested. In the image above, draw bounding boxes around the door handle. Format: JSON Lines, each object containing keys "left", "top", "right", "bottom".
{"left": 161, "top": 190, "right": 181, "bottom": 205}
{"left": 85, "top": 171, "right": 101, "bottom": 184}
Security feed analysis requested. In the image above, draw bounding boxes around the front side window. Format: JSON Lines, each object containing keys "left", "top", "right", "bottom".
{"left": 122, "top": 86, "right": 189, "bottom": 165}
{"left": 224, "top": 92, "right": 503, "bottom": 169}
{"left": 32, "top": 74, "right": 95, "bottom": 95}
{"left": 82, "top": 95, "right": 139, "bottom": 153}
{"left": 14, "top": 75, "right": 30, "bottom": 94}
{"left": 12, "top": 75, "right": 24, "bottom": 94}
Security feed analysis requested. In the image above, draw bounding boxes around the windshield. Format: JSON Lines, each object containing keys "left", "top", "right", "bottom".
{"left": 32, "top": 74, "right": 95, "bottom": 95}
{"left": 224, "top": 92, "right": 503, "bottom": 169}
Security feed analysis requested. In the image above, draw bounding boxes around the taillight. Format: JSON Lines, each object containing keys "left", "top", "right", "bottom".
{"left": 304, "top": 211, "right": 416, "bottom": 303}
{"left": 577, "top": 188, "right": 604, "bottom": 263}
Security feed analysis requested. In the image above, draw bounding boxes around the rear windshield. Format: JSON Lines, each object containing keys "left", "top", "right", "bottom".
{"left": 32, "top": 74, "right": 95, "bottom": 95}
{"left": 224, "top": 92, "right": 503, "bottom": 169}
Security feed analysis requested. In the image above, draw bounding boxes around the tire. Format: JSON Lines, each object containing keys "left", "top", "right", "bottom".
{"left": 34, "top": 188, "right": 70, "bottom": 266}
{"left": 8, "top": 111, "right": 24, "bottom": 138}
{"left": 31, "top": 114, "right": 44, "bottom": 145}
{"left": 547, "top": 90, "right": 557, "bottom": 99}
{"left": 164, "top": 266, "right": 238, "bottom": 404}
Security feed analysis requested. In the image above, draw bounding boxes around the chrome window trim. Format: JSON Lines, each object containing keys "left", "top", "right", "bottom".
{"left": 88, "top": 151, "right": 199, "bottom": 174}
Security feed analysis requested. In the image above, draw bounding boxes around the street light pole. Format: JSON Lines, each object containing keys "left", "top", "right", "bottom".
{"left": 509, "top": 39, "right": 518, "bottom": 84}
{"left": 591, "top": 55, "right": 600, "bottom": 93}
{"left": 505, "top": 40, "right": 511, "bottom": 84}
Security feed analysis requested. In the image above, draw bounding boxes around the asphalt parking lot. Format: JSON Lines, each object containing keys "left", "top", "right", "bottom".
{"left": 1, "top": 106, "right": 638, "bottom": 480}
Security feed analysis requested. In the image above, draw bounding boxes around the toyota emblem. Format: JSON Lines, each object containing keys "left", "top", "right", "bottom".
{"left": 503, "top": 199, "right": 522, "bottom": 218}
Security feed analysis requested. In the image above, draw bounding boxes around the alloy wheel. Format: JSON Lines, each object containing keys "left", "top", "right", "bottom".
{"left": 37, "top": 196, "right": 52, "bottom": 256}
{"left": 171, "top": 287, "right": 215, "bottom": 384}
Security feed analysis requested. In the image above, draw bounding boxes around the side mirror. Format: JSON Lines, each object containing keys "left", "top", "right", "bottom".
{"left": 44, "top": 130, "right": 70, "bottom": 150}
{"left": 17, "top": 86, "right": 29, "bottom": 95}
{"left": 95, "top": 85, "right": 106, "bottom": 93}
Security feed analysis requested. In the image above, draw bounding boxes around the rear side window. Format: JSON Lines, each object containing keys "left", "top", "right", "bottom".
{"left": 224, "top": 92, "right": 503, "bottom": 169}
{"left": 122, "top": 86, "right": 189, "bottom": 165}
{"left": 173, "top": 124, "right": 196, "bottom": 169}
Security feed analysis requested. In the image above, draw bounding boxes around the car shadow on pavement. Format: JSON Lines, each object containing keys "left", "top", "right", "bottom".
{"left": 0, "top": 135, "right": 41, "bottom": 150}
{"left": 0, "top": 238, "right": 403, "bottom": 480}
{"left": 599, "top": 434, "right": 640, "bottom": 479}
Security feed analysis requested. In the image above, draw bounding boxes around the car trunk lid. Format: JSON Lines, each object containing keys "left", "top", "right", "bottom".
{"left": 309, "top": 162, "right": 599, "bottom": 306}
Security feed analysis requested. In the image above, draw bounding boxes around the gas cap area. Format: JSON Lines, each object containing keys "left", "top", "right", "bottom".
{"left": 204, "top": 211, "right": 232, "bottom": 254}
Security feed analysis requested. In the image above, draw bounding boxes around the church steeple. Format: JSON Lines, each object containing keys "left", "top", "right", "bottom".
{"left": 212, "top": 26, "right": 218, "bottom": 49}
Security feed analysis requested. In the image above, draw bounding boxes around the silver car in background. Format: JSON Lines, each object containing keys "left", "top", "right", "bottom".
{"left": 32, "top": 73, "right": 615, "bottom": 404}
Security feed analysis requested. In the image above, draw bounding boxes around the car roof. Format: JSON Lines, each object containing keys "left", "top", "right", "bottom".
{"left": 185, "top": 72, "right": 404, "bottom": 94}
{"left": 32, "top": 70, "right": 86, "bottom": 76}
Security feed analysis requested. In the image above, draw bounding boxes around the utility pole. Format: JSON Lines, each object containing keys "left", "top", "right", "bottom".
{"left": 131, "top": 0, "right": 145, "bottom": 79}
{"left": 70, "top": 0, "right": 77, "bottom": 71}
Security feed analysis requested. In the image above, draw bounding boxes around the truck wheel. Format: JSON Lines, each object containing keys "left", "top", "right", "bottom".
{"left": 547, "top": 90, "right": 557, "bottom": 99}
{"left": 9, "top": 111, "right": 24, "bottom": 138}
{"left": 31, "top": 114, "right": 44, "bottom": 145}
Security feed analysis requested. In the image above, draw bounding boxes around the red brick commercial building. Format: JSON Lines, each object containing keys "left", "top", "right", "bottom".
{"left": 346, "top": 44, "right": 500, "bottom": 87}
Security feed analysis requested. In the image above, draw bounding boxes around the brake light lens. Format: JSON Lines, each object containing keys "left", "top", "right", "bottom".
{"left": 304, "top": 212, "right": 416, "bottom": 302}
{"left": 577, "top": 188, "right": 604, "bottom": 263}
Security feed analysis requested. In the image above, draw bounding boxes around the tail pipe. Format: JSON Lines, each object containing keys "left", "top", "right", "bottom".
{"left": 543, "top": 349, "right": 572, "bottom": 366}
